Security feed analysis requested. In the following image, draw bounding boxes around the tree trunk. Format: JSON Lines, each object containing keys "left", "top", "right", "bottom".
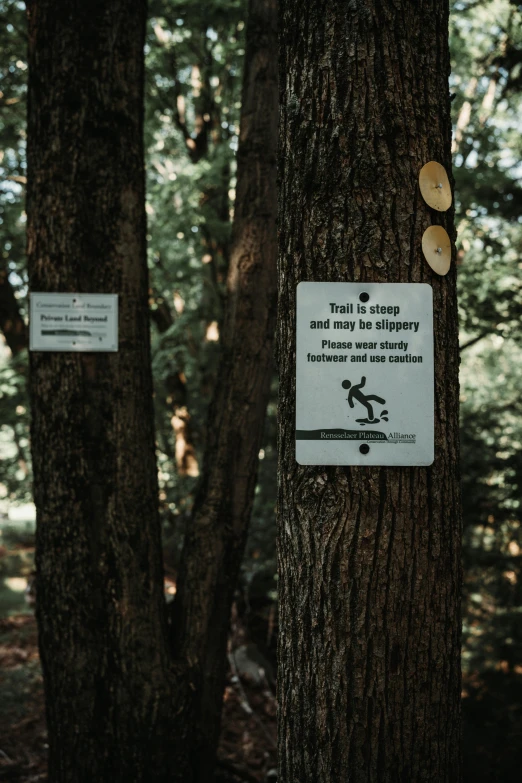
{"left": 172, "top": 0, "right": 278, "bottom": 779}
{"left": 150, "top": 291, "right": 200, "bottom": 477}
{"left": 0, "top": 261, "right": 27, "bottom": 355}
{"left": 27, "top": 2, "right": 191, "bottom": 781}
{"left": 28, "top": 0, "right": 278, "bottom": 780}
{"left": 278, "top": 2, "right": 462, "bottom": 782}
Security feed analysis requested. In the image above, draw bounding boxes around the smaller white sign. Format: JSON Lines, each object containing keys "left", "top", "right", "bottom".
{"left": 30, "top": 293, "right": 118, "bottom": 352}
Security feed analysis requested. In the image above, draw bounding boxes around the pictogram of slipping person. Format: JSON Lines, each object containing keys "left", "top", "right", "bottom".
{"left": 341, "top": 376, "right": 389, "bottom": 425}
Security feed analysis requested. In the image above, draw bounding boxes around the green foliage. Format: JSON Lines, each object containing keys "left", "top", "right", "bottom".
{"left": 451, "top": 4, "right": 522, "bottom": 774}
{"left": 144, "top": 1, "right": 247, "bottom": 532}
{"left": 0, "top": 4, "right": 521, "bottom": 727}
{"left": 0, "top": 351, "right": 30, "bottom": 503}
{"left": 0, "top": 0, "right": 27, "bottom": 273}
{"left": 451, "top": 0, "right": 522, "bottom": 650}
{"left": 0, "top": 1, "right": 26, "bottom": 329}
{"left": 0, "top": 1, "right": 28, "bottom": 505}
{"left": 0, "top": 0, "right": 249, "bottom": 520}
{"left": 451, "top": 0, "right": 522, "bottom": 341}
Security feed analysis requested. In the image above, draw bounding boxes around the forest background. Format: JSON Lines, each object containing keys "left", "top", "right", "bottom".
{"left": 0, "top": 0, "right": 521, "bottom": 781}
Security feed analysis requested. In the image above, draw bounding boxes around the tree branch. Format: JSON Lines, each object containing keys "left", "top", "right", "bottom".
{"left": 459, "top": 329, "right": 492, "bottom": 352}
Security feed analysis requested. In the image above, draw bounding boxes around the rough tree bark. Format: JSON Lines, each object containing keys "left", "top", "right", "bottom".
{"left": 27, "top": 2, "right": 190, "bottom": 781}
{"left": 172, "top": 0, "right": 278, "bottom": 779}
{"left": 27, "top": 0, "right": 278, "bottom": 781}
{"left": 278, "top": 2, "right": 462, "bottom": 782}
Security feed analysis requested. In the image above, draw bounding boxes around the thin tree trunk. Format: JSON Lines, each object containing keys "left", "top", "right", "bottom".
{"left": 0, "top": 262, "right": 27, "bottom": 355}
{"left": 150, "top": 291, "right": 200, "bottom": 477}
{"left": 172, "top": 1, "right": 278, "bottom": 779}
{"left": 27, "top": 2, "right": 190, "bottom": 781}
{"left": 278, "top": 2, "right": 462, "bottom": 782}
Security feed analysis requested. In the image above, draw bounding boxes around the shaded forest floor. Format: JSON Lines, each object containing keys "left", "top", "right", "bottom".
{"left": 0, "top": 611, "right": 277, "bottom": 783}
{"left": 2, "top": 612, "right": 522, "bottom": 783}
{"left": 1, "top": 528, "right": 521, "bottom": 783}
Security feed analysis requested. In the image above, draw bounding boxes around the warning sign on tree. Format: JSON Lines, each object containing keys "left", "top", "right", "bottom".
{"left": 295, "top": 282, "right": 434, "bottom": 466}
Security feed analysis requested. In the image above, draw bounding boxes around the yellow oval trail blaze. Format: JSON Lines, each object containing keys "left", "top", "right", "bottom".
{"left": 422, "top": 225, "right": 452, "bottom": 276}
{"left": 419, "top": 161, "right": 452, "bottom": 211}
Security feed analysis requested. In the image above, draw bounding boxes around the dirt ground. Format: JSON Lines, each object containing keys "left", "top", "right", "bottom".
{"left": 1, "top": 566, "right": 521, "bottom": 782}
{"left": 0, "top": 611, "right": 276, "bottom": 783}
